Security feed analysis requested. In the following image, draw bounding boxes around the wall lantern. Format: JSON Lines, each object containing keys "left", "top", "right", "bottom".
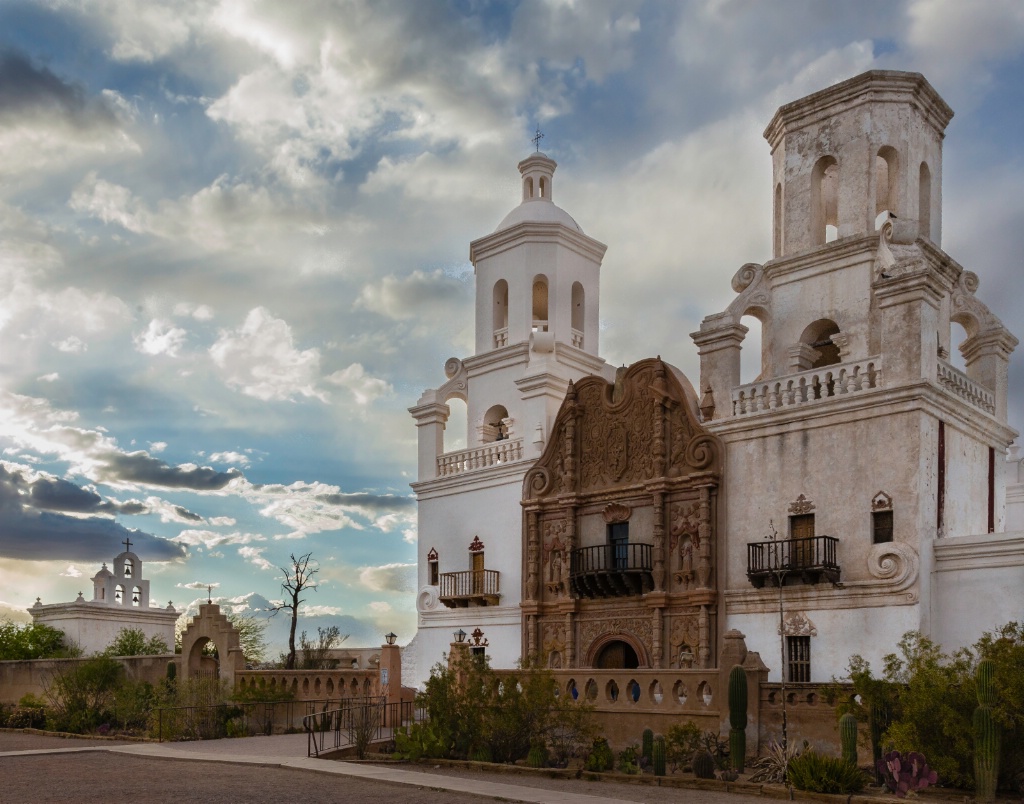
{"left": 385, "top": 632, "right": 397, "bottom": 646}
{"left": 454, "top": 628, "right": 467, "bottom": 644}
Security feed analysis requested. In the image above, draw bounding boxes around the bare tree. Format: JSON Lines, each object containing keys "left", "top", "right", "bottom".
{"left": 267, "top": 552, "right": 319, "bottom": 670}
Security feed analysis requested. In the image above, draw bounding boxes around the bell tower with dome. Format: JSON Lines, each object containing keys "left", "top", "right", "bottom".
{"left": 408, "top": 148, "right": 613, "bottom": 684}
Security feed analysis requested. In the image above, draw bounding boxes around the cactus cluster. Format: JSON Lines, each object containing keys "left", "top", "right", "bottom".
{"left": 839, "top": 712, "right": 857, "bottom": 766}
{"left": 974, "top": 658, "right": 1001, "bottom": 802}
{"left": 728, "top": 664, "right": 748, "bottom": 772}
{"left": 692, "top": 749, "right": 716, "bottom": 779}
{"left": 653, "top": 734, "right": 666, "bottom": 776}
{"left": 876, "top": 750, "right": 938, "bottom": 798}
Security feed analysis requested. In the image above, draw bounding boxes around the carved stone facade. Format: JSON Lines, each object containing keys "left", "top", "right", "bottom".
{"left": 521, "top": 358, "right": 723, "bottom": 671}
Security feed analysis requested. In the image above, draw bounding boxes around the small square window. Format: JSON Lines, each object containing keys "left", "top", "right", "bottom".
{"left": 872, "top": 510, "right": 893, "bottom": 544}
{"left": 786, "top": 635, "right": 811, "bottom": 683}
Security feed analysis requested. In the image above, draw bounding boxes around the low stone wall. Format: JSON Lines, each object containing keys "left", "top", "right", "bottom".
{"left": 235, "top": 669, "right": 379, "bottom": 701}
{"left": 0, "top": 654, "right": 175, "bottom": 704}
{"left": 757, "top": 682, "right": 845, "bottom": 754}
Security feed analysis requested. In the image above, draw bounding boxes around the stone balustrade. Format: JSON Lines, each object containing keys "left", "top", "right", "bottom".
{"left": 936, "top": 359, "right": 995, "bottom": 415}
{"left": 571, "top": 328, "right": 584, "bottom": 348}
{"left": 732, "top": 357, "right": 882, "bottom": 416}
{"left": 494, "top": 668, "right": 721, "bottom": 717}
{"left": 493, "top": 327, "right": 508, "bottom": 348}
{"left": 235, "top": 668, "right": 378, "bottom": 701}
{"left": 436, "top": 437, "right": 525, "bottom": 477}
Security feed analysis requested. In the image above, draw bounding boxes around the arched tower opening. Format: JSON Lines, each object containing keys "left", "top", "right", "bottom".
{"left": 773, "top": 182, "right": 783, "bottom": 257}
{"left": 875, "top": 146, "right": 899, "bottom": 229}
{"left": 482, "top": 404, "right": 510, "bottom": 443}
{"left": 800, "top": 319, "right": 842, "bottom": 368}
{"left": 812, "top": 156, "right": 839, "bottom": 245}
{"left": 740, "top": 314, "right": 764, "bottom": 384}
{"left": 532, "top": 275, "right": 549, "bottom": 332}
{"left": 523, "top": 176, "right": 534, "bottom": 201}
{"left": 571, "top": 282, "right": 585, "bottom": 348}
{"left": 492, "top": 279, "right": 509, "bottom": 348}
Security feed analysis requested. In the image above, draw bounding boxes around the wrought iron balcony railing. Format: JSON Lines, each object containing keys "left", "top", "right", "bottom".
{"left": 746, "top": 535, "right": 840, "bottom": 588}
{"left": 438, "top": 569, "right": 500, "bottom": 607}
{"left": 569, "top": 543, "right": 653, "bottom": 599}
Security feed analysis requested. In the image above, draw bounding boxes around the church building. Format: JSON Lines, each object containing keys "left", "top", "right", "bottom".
{"left": 410, "top": 70, "right": 1021, "bottom": 694}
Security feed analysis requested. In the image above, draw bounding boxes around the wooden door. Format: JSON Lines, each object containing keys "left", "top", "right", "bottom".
{"left": 471, "top": 551, "right": 484, "bottom": 593}
{"left": 790, "top": 514, "right": 815, "bottom": 568}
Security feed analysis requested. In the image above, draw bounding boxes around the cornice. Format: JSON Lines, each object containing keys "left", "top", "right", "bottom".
{"left": 470, "top": 221, "right": 607, "bottom": 264}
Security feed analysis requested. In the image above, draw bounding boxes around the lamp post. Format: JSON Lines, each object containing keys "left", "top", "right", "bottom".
{"left": 385, "top": 631, "right": 397, "bottom": 646}
{"left": 454, "top": 628, "right": 467, "bottom": 644}
{"left": 765, "top": 520, "right": 789, "bottom": 754}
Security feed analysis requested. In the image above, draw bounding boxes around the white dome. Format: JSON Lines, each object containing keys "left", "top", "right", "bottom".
{"left": 495, "top": 200, "right": 582, "bottom": 233}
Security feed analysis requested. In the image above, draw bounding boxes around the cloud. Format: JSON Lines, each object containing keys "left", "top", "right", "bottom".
{"left": 323, "top": 364, "right": 391, "bottom": 405}
{"left": 93, "top": 451, "right": 242, "bottom": 490}
{"left": 354, "top": 269, "right": 468, "bottom": 322}
{"left": 238, "top": 545, "right": 274, "bottom": 571}
{"left": 176, "top": 581, "right": 219, "bottom": 590}
{"left": 38, "top": 373, "right": 59, "bottom": 383}
{"left": 59, "top": 565, "right": 83, "bottom": 578}
{"left": 209, "top": 451, "right": 251, "bottom": 467}
{"left": 173, "top": 529, "right": 265, "bottom": 549}
{"left": 358, "top": 562, "right": 415, "bottom": 594}
{"left": 134, "top": 318, "right": 188, "bottom": 356}
{"left": 209, "top": 307, "right": 326, "bottom": 402}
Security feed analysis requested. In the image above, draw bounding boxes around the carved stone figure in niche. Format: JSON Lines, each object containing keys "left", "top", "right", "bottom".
{"left": 542, "top": 622, "right": 565, "bottom": 668}
{"left": 543, "top": 520, "right": 568, "bottom": 597}
{"left": 669, "top": 614, "right": 700, "bottom": 669}
{"left": 548, "top": 650, "right": 562, "bottom": 668}
{"left": 670, "top": 502, "right": 700, "bottom": 542}
{"left": 677, "top": 644, "right": 695, "bottom": 669}
{"left": 674, "top": 537, "right": 695, "bottom": 590}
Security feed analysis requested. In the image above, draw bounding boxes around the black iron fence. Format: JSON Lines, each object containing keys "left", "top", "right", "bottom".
{"left": 570, "top": 543, "right": 652, "bottom": 575}
{"left": 746, "top": 535, "right": 840, "bottom": 586}
{"left": 152, "top": 697, "right": 377, "bottom": 742}
{"left": 303, "top": 698, "right": 419, "bottom": 758}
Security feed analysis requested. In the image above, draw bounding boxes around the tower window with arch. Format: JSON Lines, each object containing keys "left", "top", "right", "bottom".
{"left": 124, "top": 558, "right": 134, "bottom": 578}
{"left": 875, "top": 146, "right": 899, "bottom": 229}
{"left": 132, "top": 586, "right": 142, "bottom": 607}
{"left": 524, "top": 176, "right": 534, "bottom": 200}
{"left": 571, "top": 282, "right": 585, "bottom": 348}
{"left": 492, "top": 279, "right": 509, "bottom": 347}
{"left": 482, "top": 404, "right": 510, "bottom": 443}
{"left": 812, "top": 155, "right": 839, "bottom": 245}
{"left": 532, "top": 276, "right": 549, "bottom": 332}
{"left": 773, "top": 182, "right": 783, "bottom": 257}
{"left": 114, "top": 584, "right": 124, "bottom": 605}
{"left": 799, "top": 319, "right": 842, "bottom": 369}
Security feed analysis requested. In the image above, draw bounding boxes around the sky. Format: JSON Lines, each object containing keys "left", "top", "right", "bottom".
{"left": 1, "top": 0, "right": 1022, "bottom": 655}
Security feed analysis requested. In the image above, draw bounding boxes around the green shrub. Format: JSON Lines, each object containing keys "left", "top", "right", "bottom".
{"left": 585, "top": 737, "right": 614, "bottom": 772}
{"left": 527, "top": 739, "right": 549, "bottom": 768}
{"left": 788, "top": 750, "right": 867, "bottom": 794}
{"left": 0, "top": 619, "right": 79, "bottom": 660}
{"left": 7, "top": 706, "right": 47, "bottom": 729}
{"left": 617, "top": 743, "right": 640, "bottom": 774}
{"left": 103, "top": 627, "right": 169, "bottom": 657}
{"left": 43, "top": 656, "right": 124, "bottom": 733}
{"left": 665, "top": 721, "right": 702, "bottom": 772}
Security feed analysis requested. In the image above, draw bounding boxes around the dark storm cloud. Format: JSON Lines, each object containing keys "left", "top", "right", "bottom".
{"left": 29, "top": 475, "right": 118, "bottom": 514}
{"left": 95, "top": 451, "right": 242, "bottom": 490}
{"left": 0, "top": 509, "right": 185, "bottom": 563}
{"left": 0, "top": 48, "right": 117, "bottom": 127}
{"left": 315, "top": 492, "right": 414, "bottom": 512}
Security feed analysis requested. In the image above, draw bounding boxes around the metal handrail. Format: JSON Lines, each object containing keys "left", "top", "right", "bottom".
{"left": 439, "top": 569, "right": 500, "bottom": 599}
{"left": 303, "top": 698, "right": 418, "bottom": 757}
{"left": 570, "top": 543, "right": 653, "bottom": 575}
{"left": 746, "top": 535, "right": 839, "bottom": 575}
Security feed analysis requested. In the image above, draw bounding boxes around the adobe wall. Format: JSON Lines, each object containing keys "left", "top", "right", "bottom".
{"left": 0, "top": 654, "right": 175, "bottom": 704}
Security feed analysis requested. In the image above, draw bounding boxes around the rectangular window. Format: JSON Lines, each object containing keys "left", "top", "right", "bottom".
{"left": 428, "top": 560, "right": 439, "bottom": 586}
{"left": 607, "top": 522, "right": 629, "bottom": 570}
{"left": 787, "top": 635, "right": 811, "bottom": 683}
{"left": 872, "top": 510, "right": 894, "bottom": 544}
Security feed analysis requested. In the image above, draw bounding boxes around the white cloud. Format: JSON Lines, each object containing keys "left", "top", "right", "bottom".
{"left": 174, "top": 302, "right": 215, "bottom": 321}
{"left": 359, "top": 562, "right": 415, "bottom": 594}
{"left": 54, "top": 336, "right": 87, "bottom": 353}
{"left": 177, "top": 580, "right": 219, "bottom": 590}
{"left": 299, "top": 604, "right": 344, "bottom": 617}
{"left": 59, "top": 565, "right": 83, "bottom": 578}
{"left": 134, "top": 318, "right": 188, "bottom": 356}
{"left": 208, "top": 516, "right": 237, "bottom": 526}
{"left": 38, "top": 373, "right": 59, "bottom": 383}
{"left": 324, "top": 364, "right": 391, "bottom": 406}
{"left": 209, "top": 307, "right": 326, "bottom": 402}
{"left": 209, "top": 451, "right": 251, "bottom": 466}
{"left": 174, "top": 530, "right": 265, "bottom": 549}
{"left": 149, "top": 441, "right": 167, "bottom": 453}
{"left": 238, "top": 545, "right": 274, "bottom": 570}
{"left": 368, "top": 601, "right": 391, "bottom": 613}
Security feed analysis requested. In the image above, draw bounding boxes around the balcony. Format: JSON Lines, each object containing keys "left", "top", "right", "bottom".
{"left": 746, "top": 536, "right": 840, "bottom": 588}
{"left": 731, "top": 357, "right": 881, "bottom": 417}
{"left": 438, "top": 570, "right": 501, "bottom": 607}
{"left": 570, "top": 544, "right": 653, "bottom": 599}
{"left": 436, "top": 437, "right": 525, "bottom": 477}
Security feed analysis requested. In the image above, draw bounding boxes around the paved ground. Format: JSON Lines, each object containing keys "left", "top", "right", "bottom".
{"left": 0, "top": 730, "right": 833, "bottom": 804}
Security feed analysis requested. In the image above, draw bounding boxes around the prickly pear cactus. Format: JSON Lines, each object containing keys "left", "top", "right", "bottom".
{"left": 876, "top": 750, "right": 938, "bottom": 798}
{"left": 974, "top": 658, "right": 1000, "bottom": 802}
{"left": 840, "top": 712, "right": 858, "bottom": 766}
{"left": 653, "top": 734, "right": 666, "bottom": 777}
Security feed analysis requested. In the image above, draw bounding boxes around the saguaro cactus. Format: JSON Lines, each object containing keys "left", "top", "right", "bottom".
{"left": 728, "top": 664, "right": 748, "bottom": 772}
{"left": 653, "top": 734, "right": 667, "bottom": 777}
{"left": 974, "top": 658, "right": 1000, "bottom": 802}
{"left": 642, "top": 727, "right": 654, "bottom": 764}
{"left": 840, "top": 712, "right": 858, "bottom": 766}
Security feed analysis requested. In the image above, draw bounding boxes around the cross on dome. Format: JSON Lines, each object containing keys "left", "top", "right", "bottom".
{"left": 123, "top": 537, "right": 133, "bottom": 552}
{"left": 532, "top": 127, "right": 544, "bottom": 153}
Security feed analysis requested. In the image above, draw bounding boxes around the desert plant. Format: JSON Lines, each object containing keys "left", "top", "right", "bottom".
{"left": 641, "top": 727, "right": 654, "bottom": 764}
{"left": 0, "top": 619, "right": 79, "bottom": 660}
{"left": 665, "top": 721, "right": 702, "bottom": 772}
{"left": 748, "top": 740, "right": 802, "bottom": 784}
{"left": 788, "top": 750, "right": 866, "bottom": 794}
{"left": 585, "top": 737, "right": 614, "bottom": 772}
{"left": 653, "top": 734, "right": 666, "bottom": 776}
{"left": 840, "top": 712, "right": 858, "bottom": 766}
{"left": 692, "top": 749, "right": 716, "bottom": 779}
{"left": 974, "top": 658, "right": 1000, "bottom": 802}
{"left": 618, "top": 743, "right": 640, "bottom": 774}
{"left": 43, "top": 655, "right": 124, "bottom": 733}
{"left": 6, "top": 705, "right": 47, "bottom": 729}
{"left": 877, "top": 750, "right": 938, "bottom": 798}
{"left": 728, "top": 664, "right": 748, "bottom": 771}
{"left": 103, "top": 627, "right": 169, "bottom": 657}
{"left": 527, "top": 738, "right": 549, "bottom": 768}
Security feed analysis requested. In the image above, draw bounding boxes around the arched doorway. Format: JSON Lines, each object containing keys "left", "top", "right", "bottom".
{"left": 595, "top": 639, "right": 640, "bottom": 669}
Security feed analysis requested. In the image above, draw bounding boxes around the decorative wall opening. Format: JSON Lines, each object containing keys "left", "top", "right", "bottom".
{"left": 532, "top": 276, "right": 549, "bottom": 331}
{"left": 571, "top": 281, "right": 585, "bottom": 347}
{"left": 524, "top": 176, "right": 534, "bottom": 200}
{"left": 773, "top": 182, "right": 783, "bottom": 257}
{"left": 427, "top": 547, "right": 439, "bottom": 585}
{"left": 919, "top": 161, "right": 932, "bottom": 240}
{"left": 131, "top": 586, "right": 141, "bottom": 607}
{"left": 875, "top": 146, "right": 899, "bottom": 228}
{"left": 800, "top": 319, "right": 841, "bottom": 368}
{"left": 949, "top": 320, "right": 970, "bottom": 371}
{"left": 539, "top": 176, "right": 547, "bottom": 198}
{"left": 872, "top": 510, "right": 894, "bottom": 544}
{"left": 740, "top": 314, "right": 764, "bottom": 383}
{"left": 124, "top": 559, "right": 134, "bottom": 578}
{"left": 115, "top": 584, "right": 124, "bottom": 604}
{"left": 812, "top": 156, "right": 839, "bottom": 245}
{"left": 786, "top": 635, "right": 811, "bottom": 683}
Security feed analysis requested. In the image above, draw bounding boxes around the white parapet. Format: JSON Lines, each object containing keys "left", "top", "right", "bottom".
{"left": 731, "top": 357, "right": 883, "bottom": 416}
{"left": 936, "top": 359, "right": 996, "bottom": 415}
{"left": 435, "top": 437, "right": 526, "bottom": 477}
